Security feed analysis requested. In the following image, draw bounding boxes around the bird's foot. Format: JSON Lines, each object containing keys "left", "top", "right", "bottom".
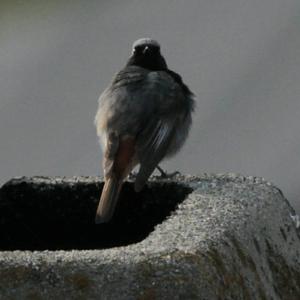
{"left": 156, "top": 165, "right": 180, "bottom": 179}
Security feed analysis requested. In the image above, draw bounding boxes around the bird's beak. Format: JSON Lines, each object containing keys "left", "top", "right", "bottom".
{"left": 143, "top": 46, "right": 149, "bottom": 54}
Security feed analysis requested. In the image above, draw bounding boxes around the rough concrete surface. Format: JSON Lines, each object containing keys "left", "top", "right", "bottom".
{"left": 0, "top": 174, "right": 299, "bottom": 300}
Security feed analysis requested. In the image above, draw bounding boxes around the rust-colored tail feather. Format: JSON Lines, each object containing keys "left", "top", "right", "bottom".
{"left": 95, "top": 177, "right": 123, "bottom": 224}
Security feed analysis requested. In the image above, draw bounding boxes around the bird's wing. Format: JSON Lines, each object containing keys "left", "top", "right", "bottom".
{"left": 134, "top": 71, "right": 189, "bottom": 192}
{"left": 135, "top": 117, "right": 179, "bottom": 192}
{"left": 97, "top": 67, "right": 149, "bottom": 178}
{"left": 95, "top": 67, "right": 151, "bottom": 137}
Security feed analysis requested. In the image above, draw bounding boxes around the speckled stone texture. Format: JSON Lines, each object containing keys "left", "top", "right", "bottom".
{"left": 0, "top": 174, "right": 299, "bottom": 300}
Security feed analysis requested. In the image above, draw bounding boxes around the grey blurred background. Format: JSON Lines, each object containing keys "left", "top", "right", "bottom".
{"left": 1, "top": 0, "right": 300, "bottom": 212}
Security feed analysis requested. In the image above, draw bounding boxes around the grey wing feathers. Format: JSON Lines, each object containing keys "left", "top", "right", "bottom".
{"left": 134, "top": 71, "right": 194, "bottom": 192}
{"left": 95, "top": 67, "right": 151, "bottom": 138}
{"left": 135, "top": 117, "right": 178, "bottom": 192}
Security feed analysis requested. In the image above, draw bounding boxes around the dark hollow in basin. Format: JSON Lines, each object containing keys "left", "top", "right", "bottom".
{"left": 0, "top": 178, "right": 192, "bottom": 251}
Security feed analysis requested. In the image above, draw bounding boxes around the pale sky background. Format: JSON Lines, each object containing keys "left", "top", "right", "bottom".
{"left": 1, "top": 0, "right": 300, "bottom": 212}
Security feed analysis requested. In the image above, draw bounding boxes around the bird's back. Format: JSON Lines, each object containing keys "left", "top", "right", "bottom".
{"left": 95, "top": 65, "right": 193, "bottom": 140}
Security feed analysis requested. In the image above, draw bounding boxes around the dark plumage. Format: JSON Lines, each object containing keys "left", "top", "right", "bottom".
{"left": 95, "top": 38, "right": 195, "bottom": 223}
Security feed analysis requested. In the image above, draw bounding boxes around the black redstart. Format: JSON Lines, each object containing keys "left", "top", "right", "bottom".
{"left": 94, "top": 38, "right": 195, "bottom": 223}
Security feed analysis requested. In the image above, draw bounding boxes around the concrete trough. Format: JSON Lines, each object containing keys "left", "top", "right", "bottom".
{"left": 0, "top": 174, "right": 299, "bottom": 299}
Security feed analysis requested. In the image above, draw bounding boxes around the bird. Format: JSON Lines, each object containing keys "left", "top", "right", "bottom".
{"left": 94, "top": 38, "right": 195, "bottom": 224}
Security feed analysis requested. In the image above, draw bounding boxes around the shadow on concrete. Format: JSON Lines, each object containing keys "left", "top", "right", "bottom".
{"left": 0, "top": 178, "right": 192, "bottom": 250}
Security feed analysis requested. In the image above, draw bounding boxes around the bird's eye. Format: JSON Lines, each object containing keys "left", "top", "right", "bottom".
{"left": 133, "top": 46, "right": 147, "bottom": 55}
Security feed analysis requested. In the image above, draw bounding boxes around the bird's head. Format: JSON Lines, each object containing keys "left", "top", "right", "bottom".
{"left": 127, "top": 38, "right": 168, "bottom": 71}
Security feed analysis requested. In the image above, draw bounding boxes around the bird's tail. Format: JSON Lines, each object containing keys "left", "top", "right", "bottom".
{"left": 95, "top": 176, "right": 123, "bottom": 224}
